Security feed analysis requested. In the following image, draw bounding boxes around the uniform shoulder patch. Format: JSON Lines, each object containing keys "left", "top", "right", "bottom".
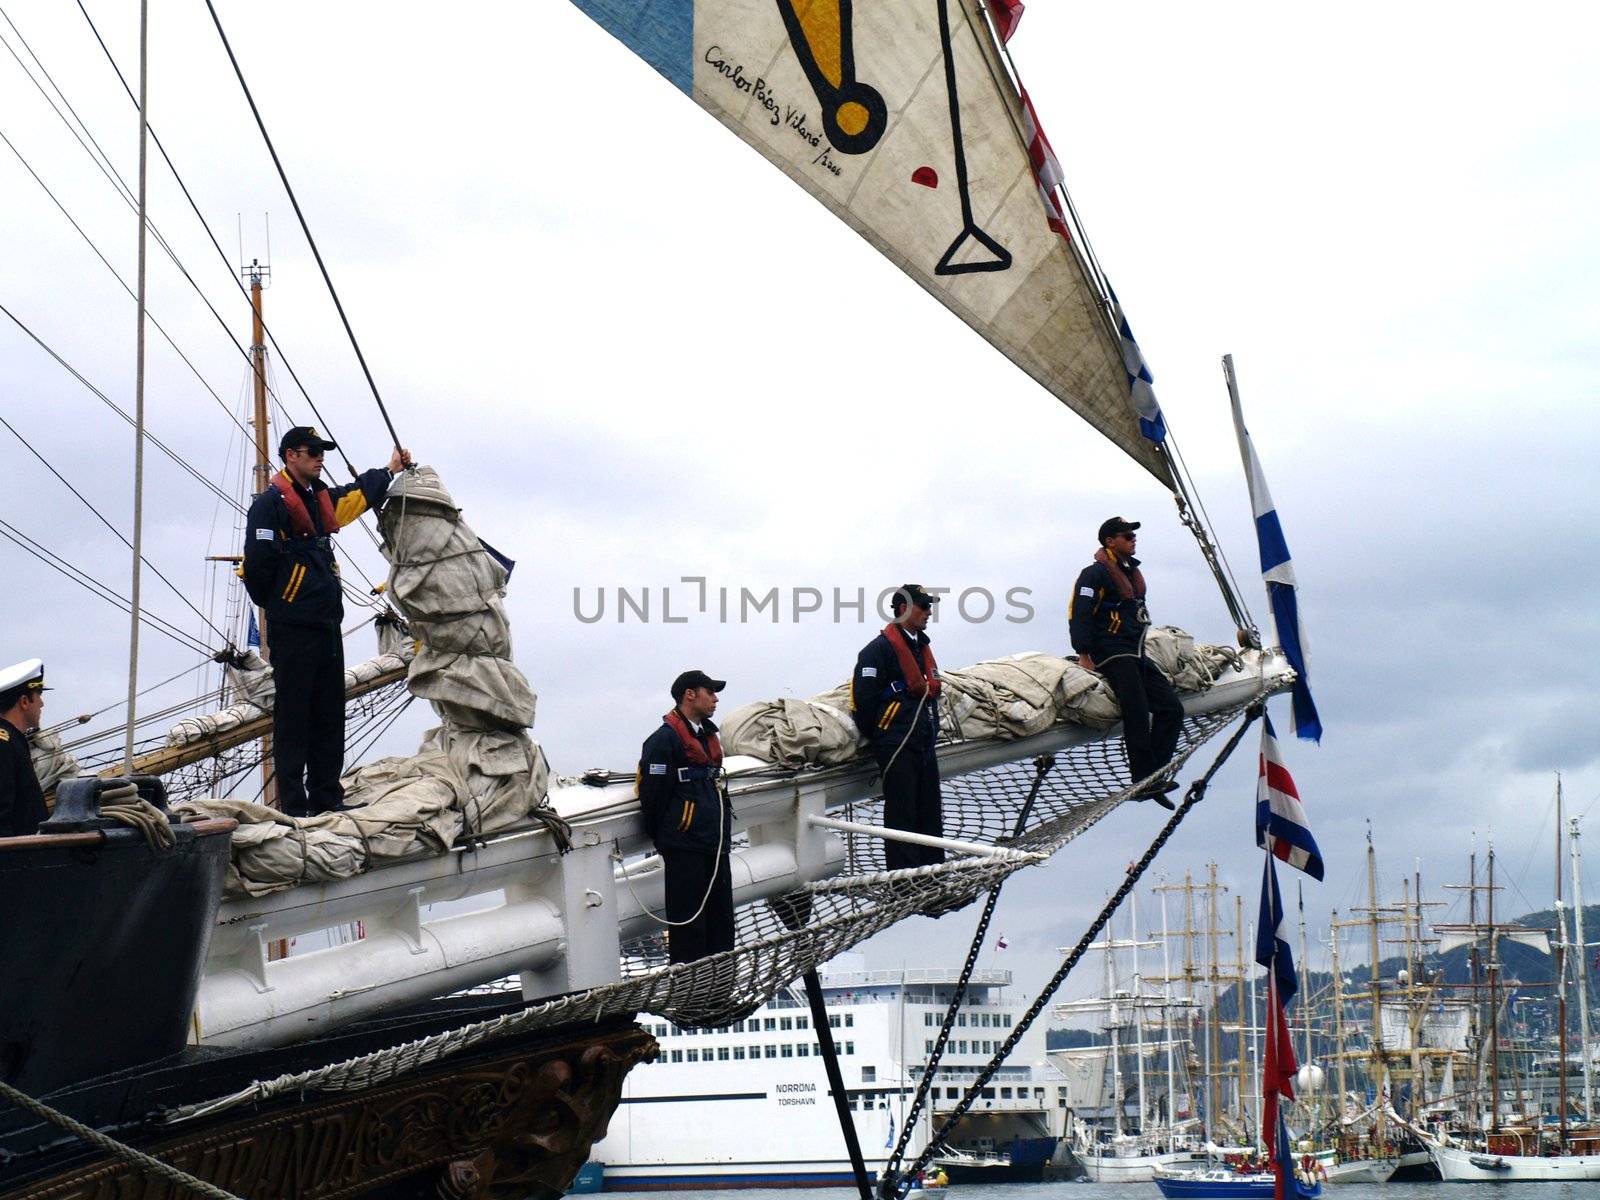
{"left": 0, "top": 727, "right": 9, "bottom": 741}
{"left": 1078, "top": 586, "right": 1095, "bottom": 598}
{"left": 647, "top": 763, "right": 668, "bottom": 775}
{"left": 255, "top": 528, "right": 276, "bottom": 541}
{"left": 860, "top": 666, "right": 877, "bottom": 678}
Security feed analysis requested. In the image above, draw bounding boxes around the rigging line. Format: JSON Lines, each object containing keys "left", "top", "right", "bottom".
{"left": 0, "top": 126, "right": 260, "bottom": 451}
{"left": 0, "top": 6, "right": 338, "bottom": 468}
{"left": 0, "top": 300, "right": 242, "bottom": 512}
{"left": 201, "top": 0, "right": 405, "bottom": 455}
{"left": 1165, "top": 428, "right": 1256, "bottom": 629}
{"left": 0, "top": 414, "right": 234, "bottom": 645}
{"left": 72, "top": 0, "right": 365, "bottom": 474}
{"left": 40, "top": 657, "right": 213, "bottom": 737}
{"left": 0, "top": 521, "right": 213, "bottom": 656}
{"left": 0, "top": 10, "right": 206, "bottom": 296}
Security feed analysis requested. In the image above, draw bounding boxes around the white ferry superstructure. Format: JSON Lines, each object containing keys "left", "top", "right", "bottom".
{"left": 591, "top": 965, "right": 1069, "bottom": 1189}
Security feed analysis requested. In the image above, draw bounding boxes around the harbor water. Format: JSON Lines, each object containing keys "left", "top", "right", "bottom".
{"left": 616, "top": 1185, "right": 1598, "bottom": 1200}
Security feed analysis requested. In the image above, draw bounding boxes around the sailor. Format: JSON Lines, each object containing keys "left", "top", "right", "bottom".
{"left": 637, "top": 670, "right": 736, "bottom": 964}
{"left": 0, "top": 658, "right": 50, "bottom": 837}
{"left": 243, "top": 426, "right": 412, "bottom": 817}
{"left": 851, "top": 585, "right": 944, "bottom": 871}
{"left": 1069, "top": 517, "right": 1184, "bottom": 808}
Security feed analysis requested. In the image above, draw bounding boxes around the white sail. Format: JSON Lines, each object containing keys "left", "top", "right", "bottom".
{"left": 570, "top": 0, "right": 1170, "bottom": 480}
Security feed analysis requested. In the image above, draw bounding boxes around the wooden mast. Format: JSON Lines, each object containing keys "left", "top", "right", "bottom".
{"left": 1366, "top": 831, "right": 1387, "bottom": 1149}
{"left": 245, "top": 258, "right": 276, "bottom": 809}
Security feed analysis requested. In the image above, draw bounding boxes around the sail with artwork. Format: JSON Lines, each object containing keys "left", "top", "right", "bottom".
{"left": 570, "top": 0, "right": 1170, "bottom": 480}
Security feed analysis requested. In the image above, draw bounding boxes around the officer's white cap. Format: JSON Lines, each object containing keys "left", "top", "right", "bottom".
{"left": 0, "top": 658, "right": 47, "bottom": 694}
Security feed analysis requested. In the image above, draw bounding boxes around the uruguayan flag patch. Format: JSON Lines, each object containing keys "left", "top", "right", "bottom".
{"left": 861, "top": 666, "right": 877, "bottom": 678}
{"left": 647, "top": 763, "right": 667, "bottom": 776}
{"left": 255, "top": 528, "right": 275, "bottom": 541}
{"left": 1079, "top": 586, "right": 1094, "bottom": 598}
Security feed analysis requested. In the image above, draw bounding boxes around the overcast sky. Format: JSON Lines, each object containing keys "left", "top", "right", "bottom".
{"left": 2, "top": 2, "right": 1597, "bottom": 1023}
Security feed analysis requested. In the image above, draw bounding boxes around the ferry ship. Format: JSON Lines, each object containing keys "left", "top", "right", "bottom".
{"left": 591, "top": 963, "right": 1072, "bottom": 1189}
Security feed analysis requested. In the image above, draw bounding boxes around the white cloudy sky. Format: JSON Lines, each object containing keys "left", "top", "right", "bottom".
{"left": 2, "top": 2, "right": 1597, "bottom": 1019}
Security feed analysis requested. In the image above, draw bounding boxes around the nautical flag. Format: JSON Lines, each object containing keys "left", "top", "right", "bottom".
{"left": 885, "top": 1111, "right": 896, "bottom": 1149}
{"left": 247, "top": 609, "right": 261, "bottom": 650}
{"left": 991, "top": 0, "right": 1026, "bottom": 43}
{"left": 996, "top": 934, "right": 1010, "bottom": 950}
{"left": 1255, "top": 714, "right": 1323, "bottom": 880}
{"left": 1256, "top": 854, "right": 1299, "bottom": 1200}
{"left": 1228, "top": 382, "right": 1321, "bottom": 741}
{"left": 1018, "top": 90, "right": 1068, "bottom": 239}
{"left": 1109, "top": 286, "right": 1167, "bottom": 444}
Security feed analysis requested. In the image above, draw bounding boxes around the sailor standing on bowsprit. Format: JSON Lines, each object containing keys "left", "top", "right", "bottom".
{"left": 243, "top": 426, "right": 413, "bottom": 818}
{"left": 851, "top": 585, "right": 945, "bottom": 871}
{"left": 1069, "top": 516, "right": 1185, "bottom": 809}
{"left": 637, "top": 670, "right": 735, "bottom": 965}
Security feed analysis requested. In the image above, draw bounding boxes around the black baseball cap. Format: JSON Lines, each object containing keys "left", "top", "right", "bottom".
{"left": 893, "top": 583, "right": 938, "bottom": 612}
{"left": 671, "top": 669, "right": 727, "bottom": 703}
{"left": 1097, "top": 516, "right": 1141, "bottom": 543}
{"left": 279, "top": 425, "right": 338, "bottom": 455}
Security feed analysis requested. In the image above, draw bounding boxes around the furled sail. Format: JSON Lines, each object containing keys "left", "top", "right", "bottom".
{"left": 570, "top": 0, "right": 1170, "bottom": 482}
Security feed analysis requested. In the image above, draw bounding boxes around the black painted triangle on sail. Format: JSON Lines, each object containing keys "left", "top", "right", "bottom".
{"left": 934, "top": 221, "right": 1013, "bottom": 275}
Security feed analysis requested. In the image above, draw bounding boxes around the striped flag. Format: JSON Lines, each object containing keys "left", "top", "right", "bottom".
{"left": 991, "top": 0, "right": 1026, "bottom": 43}
{"left": 1256, "top": 854, "right": 1299, "bottom": 1200}
{"left": 1110, "top": 287, "right": 1167, "bottom": 444}
{"left": 1018, "top": 90, "right": 1068, "bottom": 239}
{"left": 1256, "top": 714, "right": 1323, "bottom": 880}
{"left": 996, "top": 934, "right": 1010, "bottom": 950}
{"left": 1228, "top": 375, "right": 1321, "bottom": 740}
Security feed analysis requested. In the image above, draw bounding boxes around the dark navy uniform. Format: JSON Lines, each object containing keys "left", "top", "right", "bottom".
{"left": 851, "top": 627, "right": 944, "bottom": 871}
{"left": 0, "top": 717, "right": 47, "bottom": 837}
{"left": 243, "top": 465, "right": 391, "bottom": 815}
{"left": 1069, "top": 552, "right": 1183, "bottom": 789}
{"left": 638, "top": 715, "right": 735, "bottom": 963}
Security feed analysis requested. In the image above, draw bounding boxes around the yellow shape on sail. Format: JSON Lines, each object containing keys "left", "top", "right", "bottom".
{"left": 789, "top": 0, "right": 843, "bottom": 88}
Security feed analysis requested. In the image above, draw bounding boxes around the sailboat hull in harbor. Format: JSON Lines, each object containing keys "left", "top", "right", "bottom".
{"left": 1429, "top": 1143, "right": 1600, "bottom": 1182}
{"left": 1077, "top": 1148, "right": 1202, "bottom": 1183}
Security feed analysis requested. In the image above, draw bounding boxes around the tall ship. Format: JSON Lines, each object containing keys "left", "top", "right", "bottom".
{"left": 0, "top": 1, "right": 1304, "bottom": 1196}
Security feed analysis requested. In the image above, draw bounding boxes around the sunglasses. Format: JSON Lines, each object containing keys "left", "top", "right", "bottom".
{"left": 292, "top": 446, "right": 326, "bottom": 458}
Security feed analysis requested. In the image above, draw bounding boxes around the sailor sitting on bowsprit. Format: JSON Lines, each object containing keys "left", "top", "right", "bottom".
{"left": 242, "top": 425, "right": 412, "bottom": 818}
{"left": 851, "top": 585, "right": 945, "bottom": 872}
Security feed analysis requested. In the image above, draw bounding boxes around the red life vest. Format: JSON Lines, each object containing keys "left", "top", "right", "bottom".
{"left": 883, "top": 622, "right": 941, "bottom": 697}
{"left": 663, "top": 709, "right": 723, "bottom": 767}
{"left": 271, "top": 471, "right": 339, "bottom": 538}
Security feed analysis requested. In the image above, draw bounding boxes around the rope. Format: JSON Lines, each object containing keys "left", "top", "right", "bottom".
{"left": 202, "top": 0, "right": 405, "bottom": 454}
{"left": 0, "top": 1077, "right": 243, "bottom": 1200}
{"left": 884, "top": 704, "right": 1264, "bottom": 1196}
{"left": 96, "top": 780, "right": 177, "bottom": 851}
